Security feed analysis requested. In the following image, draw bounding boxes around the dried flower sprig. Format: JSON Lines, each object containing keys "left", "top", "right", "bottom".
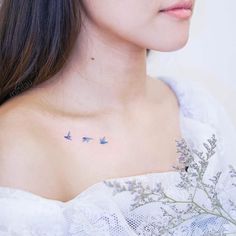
{"left": 104, "top": 134, "right": 236, "bottom": 235}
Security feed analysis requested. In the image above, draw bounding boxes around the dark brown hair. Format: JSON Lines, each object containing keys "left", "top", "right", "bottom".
{"left": 0, "top": 0, "right": 82, "bottom": 105}
{"left": 0, "top": 1, "right": 151, "bottom": 105}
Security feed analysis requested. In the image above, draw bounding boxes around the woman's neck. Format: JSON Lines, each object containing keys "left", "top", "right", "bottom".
{"left": 32, "top": 22, "right": 151, "bottom": 116}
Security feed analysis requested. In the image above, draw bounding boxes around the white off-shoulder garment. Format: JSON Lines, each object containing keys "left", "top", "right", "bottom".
{"left": 1, "top": 76, "right": 236, "bottom": 236}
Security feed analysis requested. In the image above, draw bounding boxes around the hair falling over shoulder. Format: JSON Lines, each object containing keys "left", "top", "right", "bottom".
{"left": 0, "top": 0, "right": 83, "bottom": 105}
{"left": 0, "top": 0, "right": 151, "bottom": 106}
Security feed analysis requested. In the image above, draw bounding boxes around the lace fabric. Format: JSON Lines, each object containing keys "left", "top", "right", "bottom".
{"left": 0, "top": 76, "right": 236, "bottom": 236}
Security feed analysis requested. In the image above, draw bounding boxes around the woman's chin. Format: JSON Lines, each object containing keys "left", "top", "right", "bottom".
{"left": 152, "top": 36, "right": 190, "bottom": 52}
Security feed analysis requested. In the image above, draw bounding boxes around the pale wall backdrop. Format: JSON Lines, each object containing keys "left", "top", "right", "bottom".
{"left": 147, "top": 0, "right": 236, "bottom": 127}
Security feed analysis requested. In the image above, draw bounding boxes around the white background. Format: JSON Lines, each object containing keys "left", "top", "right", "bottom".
{"left": 147, "top": 0, "right": 236, "bottom": 127}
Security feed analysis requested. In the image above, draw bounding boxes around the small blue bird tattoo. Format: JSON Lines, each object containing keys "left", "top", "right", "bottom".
{"left": 100, "top": 136, "right": 108, "bottom": 144}
{"left": 64, "top": 131, "right": 72, "bottom": 140}
{"left": 82, "top": 136, "right": 94, "bottom": 143}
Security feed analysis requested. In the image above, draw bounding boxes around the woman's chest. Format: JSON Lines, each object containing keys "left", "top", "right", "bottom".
{"left": 32, "top": 97, "right": 183, "bottom": 201}
{"left": 48, "top": 117, "right": 182, "bottom": 198}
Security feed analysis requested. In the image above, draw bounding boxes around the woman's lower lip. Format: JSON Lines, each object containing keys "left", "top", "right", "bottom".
{"left": 159, "top": 8, "right": 192, "bottom": 19}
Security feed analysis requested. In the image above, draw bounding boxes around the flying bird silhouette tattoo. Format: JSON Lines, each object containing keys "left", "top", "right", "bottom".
{"left": 82, "top": 136, "right": 94, "bottom": 143}
{"left": 100, "top": 136, "right": 108, "bottom": 144}
{"left": 64, "top": 131, "right": 72, "bottom": 140}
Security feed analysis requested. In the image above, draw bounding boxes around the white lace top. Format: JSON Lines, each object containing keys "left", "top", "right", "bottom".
{"left": 1, "top": 76, "right": 236, "bottom": 236}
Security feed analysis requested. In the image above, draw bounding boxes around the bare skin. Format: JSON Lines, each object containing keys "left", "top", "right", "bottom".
{"left": 0, "top": 0, "right": 195, "bottom": 202}
{"left": 0, "top": 76, "right": 182, "bottom": 202}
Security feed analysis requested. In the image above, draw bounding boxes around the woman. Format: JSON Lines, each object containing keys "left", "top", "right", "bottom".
{"left": 0, "top": 0, "right": 236, "bottom": 235}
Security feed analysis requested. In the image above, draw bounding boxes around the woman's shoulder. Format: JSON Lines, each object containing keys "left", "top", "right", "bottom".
{"left": 0, "top": 96, "right": 34, "bottom": 149}
{"left": 0, "top": 93, "right": 41, "bottom": 146}
{"left": 0, "top": 94, "right": 71, "bottom": 201}
{"left": 0, "top": 94, "right": 53, "bottom": 184}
